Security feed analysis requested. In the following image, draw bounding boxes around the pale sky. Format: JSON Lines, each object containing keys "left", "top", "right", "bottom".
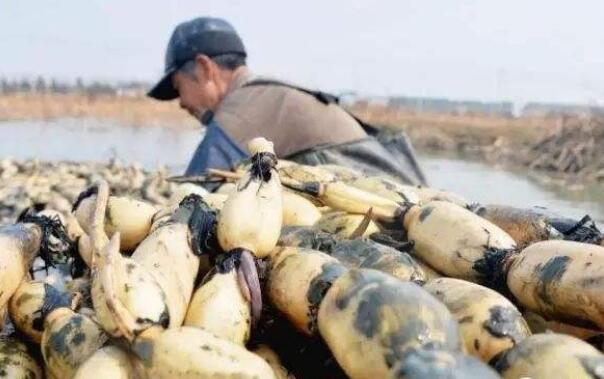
{"left": 2, "top": 0, "right": 604, "bottom": 104}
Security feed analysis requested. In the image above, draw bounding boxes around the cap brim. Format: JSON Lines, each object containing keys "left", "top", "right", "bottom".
{"left": 147, "top": 70, "right": 178, "bottom": 100}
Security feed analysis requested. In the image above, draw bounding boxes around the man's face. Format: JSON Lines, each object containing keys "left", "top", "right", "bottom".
{"left": 172, "top": 59, "right": 219, "bottom": 120}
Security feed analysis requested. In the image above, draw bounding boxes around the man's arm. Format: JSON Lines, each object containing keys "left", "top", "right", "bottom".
{"left": 185, "top": 120, "right": 248, "bottom": 177}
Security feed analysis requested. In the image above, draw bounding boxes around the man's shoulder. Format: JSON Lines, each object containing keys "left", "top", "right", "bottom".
{"left": 215, "top": 72, "right": 367, "bottom": 157}
{"left": 219, "top": 75, "right": 325, "bottom": 115}
{"left": 237, "top": 74, "right": 327, "bottom": 98}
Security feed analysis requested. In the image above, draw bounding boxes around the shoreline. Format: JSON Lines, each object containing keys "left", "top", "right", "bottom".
{"left": 2, "top": 94, "right": 603, "bottom": 184}
{"left": 0, "top": 93, "right": 198, "bottom": 128}
{"left": 352, "top": 104, "right": 604, "bottom": 185}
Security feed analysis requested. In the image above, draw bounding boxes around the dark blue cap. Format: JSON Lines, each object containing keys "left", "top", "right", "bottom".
{"left": 148, "top": 17, "right": 246, "bottom": 100}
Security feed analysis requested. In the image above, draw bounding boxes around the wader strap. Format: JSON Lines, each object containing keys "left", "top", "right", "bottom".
{"left": 243, "top": 79, "right": 340, "bottom": 106}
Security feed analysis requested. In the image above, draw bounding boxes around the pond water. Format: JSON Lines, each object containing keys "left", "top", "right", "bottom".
{"left": 0, "top": 118, "right": 201, "bottom": 172}
{"left": 2, "top": 118, "right": 603, "bottom": 223}
{"left": 420, "top": 153, "right": 604, "bottom": 223}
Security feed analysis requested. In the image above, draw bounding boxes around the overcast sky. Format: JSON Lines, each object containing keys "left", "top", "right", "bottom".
{"left": 2, "top": 0, "right": 604, "bottom": 104}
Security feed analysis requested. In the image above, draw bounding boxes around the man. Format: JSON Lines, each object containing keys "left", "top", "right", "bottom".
{"left": 148, "top": 17, "right": 426, "bottom": 185}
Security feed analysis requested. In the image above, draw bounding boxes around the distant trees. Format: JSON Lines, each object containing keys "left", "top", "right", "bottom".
{"left": 34, "top": 76, "right": 47, "bottom": 93}
{"left": 0, "top": 76, "right": 150, "bottom": 96}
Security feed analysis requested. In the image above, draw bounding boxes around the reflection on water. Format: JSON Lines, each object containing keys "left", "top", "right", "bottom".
{"left": 420, "top": 154, "right": 604, "bottom": 223}
{"left": 0, "top": 118, "right": 202, "bottom": 173}
{"left": 1, "top": 119, "right": 603, "bottom": 224}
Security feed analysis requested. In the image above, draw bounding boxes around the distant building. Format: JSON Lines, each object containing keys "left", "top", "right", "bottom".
{"left": 520, "top": 102, "right": 604, "bottom": 117}
{"left": 387, "top": 96, "right": 514, "bottom": 117}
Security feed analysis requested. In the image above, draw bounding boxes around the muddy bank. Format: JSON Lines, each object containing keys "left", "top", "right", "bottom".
{"left": 444, "top": 117, "right": 604, "bottom": 184}
{"left": 353, "top": 105, "right": 604, "bottom": 184}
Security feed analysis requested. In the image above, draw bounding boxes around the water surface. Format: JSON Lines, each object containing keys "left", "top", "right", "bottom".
{"left": 0, "top": 118, "right": 201, "bottom": 172}
{"left": 420, "top": 153, "right": 604, "bottom": 223}
{"left": 2, "top": 118, "right": 603, "bottom": 223}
